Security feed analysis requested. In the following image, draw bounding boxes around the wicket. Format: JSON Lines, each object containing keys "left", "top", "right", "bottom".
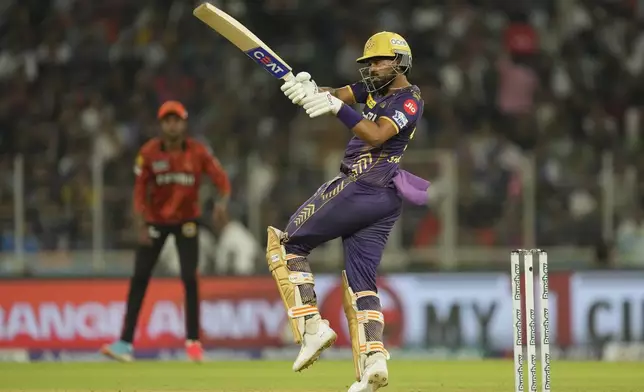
{"left": 511, "top": 249, "right": 551, "bottom": 392}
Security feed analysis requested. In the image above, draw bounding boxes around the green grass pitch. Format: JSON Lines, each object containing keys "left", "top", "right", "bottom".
{"left": 0, "top": 360, "right": 641, "bottom": 391}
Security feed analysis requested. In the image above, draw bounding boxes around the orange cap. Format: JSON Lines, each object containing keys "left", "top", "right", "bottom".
{"left": 157, "top": 100, "right": 188, "bottom": 120}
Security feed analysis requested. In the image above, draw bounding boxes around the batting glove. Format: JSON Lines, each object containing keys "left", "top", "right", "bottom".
{"left": 301, "top": 92, "right": 343, "bottom": 118}
{"left": 281, "top": 72, "right": 317, "bottom": 105}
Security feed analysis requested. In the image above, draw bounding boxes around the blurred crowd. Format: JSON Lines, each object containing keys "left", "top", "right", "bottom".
{"left": 2, "top": 0, "right": 644, "bottom": 268}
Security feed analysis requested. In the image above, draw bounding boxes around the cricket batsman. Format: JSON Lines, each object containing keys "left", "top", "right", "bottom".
{"left": 267, "top": 32, "right": 429, "bottom": 392}
{"left": 101, "top": 100, "right": 231, "bottom": 362}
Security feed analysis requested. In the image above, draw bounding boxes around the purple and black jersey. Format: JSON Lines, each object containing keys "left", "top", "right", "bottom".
{"left": 340, "top": 82, "right": 424, "bottom": 186}
{"left": 281, "top": 81, "right": 427, "bottom": 298}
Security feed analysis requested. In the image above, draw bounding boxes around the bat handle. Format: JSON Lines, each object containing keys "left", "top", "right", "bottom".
{"left": 282, "top": 72, "right": 294, "bottom": 82}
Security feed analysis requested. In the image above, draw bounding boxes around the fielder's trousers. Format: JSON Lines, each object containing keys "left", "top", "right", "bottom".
{"left": 120, "top": 221, "right": 200, "bottom": 343}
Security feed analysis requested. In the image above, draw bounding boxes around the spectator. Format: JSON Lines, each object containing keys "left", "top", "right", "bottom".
{"left": 1, "top": 0, "right": 644, "bottom": 272}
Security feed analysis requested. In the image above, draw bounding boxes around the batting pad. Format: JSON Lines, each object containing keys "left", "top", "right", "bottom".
{"left": 266, "top": 226, "right": 318, "bottom": 344}
{"left": 341, "top": 270, "right": 389, "bottom": 382}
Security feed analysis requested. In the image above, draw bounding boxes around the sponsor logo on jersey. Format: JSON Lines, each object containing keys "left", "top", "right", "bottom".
{"left": 366, "top": 94, "right": 377, "bottom": 109}
{"left": 392, "top": 110, "right": 408, "bottom": 129}
{"left": 152, "top": 160, "right": 170, "bottom": 172}
{"left": 155, "top": 172, "right": 195, "bottom": 186}
{"left": 403, "top": 99, "right": 417, "bottom": 115}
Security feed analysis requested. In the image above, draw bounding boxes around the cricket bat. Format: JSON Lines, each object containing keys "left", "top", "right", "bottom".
{"left": 193, "top": 3, "right": 294, "bottom": 81}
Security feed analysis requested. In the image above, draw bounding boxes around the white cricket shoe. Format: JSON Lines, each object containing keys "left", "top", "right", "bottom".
{"left": 348, "top": 352, "right": 389, "bottom": 392}
{"left": 292, "top": 316, "right": 337, "bottom": 372}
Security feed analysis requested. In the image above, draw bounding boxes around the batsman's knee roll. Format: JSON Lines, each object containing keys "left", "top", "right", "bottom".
{"left": 266, "top": 226, "right": 319, "bottom": 344}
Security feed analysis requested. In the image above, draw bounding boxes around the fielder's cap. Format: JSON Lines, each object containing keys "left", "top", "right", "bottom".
{"left": 157, "top": 100, "right": 188, "bottom": 120}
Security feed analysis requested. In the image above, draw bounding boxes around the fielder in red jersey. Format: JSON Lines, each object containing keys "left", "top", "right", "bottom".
{"left": 133, "top": 129, "right": 230, "bottom": 227}
{"left": 102, "top": 100, "right": 231, "bottom": 363}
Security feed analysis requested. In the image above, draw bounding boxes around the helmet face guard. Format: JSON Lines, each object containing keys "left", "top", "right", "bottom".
{"left": 358, "top": 52, "right": 412, "bottom": 93}
{"left": 356, "top": 32, "right": 412, "bottom": 93}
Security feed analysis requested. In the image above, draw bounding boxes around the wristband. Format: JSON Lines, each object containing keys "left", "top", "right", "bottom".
{"left": 337, "top": 104, "right": 363, "bottom": 129}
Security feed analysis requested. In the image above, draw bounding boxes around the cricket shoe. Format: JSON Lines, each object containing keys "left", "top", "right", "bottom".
{"left": 348, "top": 352, "right": 389, "bottom": 392}
{"left": 292, "top": 316, "right": 337, "bottom": 372}
{"left": 100, "top": 340, "right": 133, "bottom": 362}
{"left": 186, "top": 340, "right": 204, "bottom": 362}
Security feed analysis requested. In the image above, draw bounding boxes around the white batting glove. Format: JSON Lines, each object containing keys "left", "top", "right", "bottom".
{"left": 281, "top": 72, "right": 317, "bottom": 105}
{"left": 301, "top": 92, "right": 343, "bottom": 118}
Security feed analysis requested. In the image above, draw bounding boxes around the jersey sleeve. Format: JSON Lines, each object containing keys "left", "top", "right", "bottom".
{"left": 200, "top": 144, "right": 231, "bottom": 198}
{"left": 378, "top": 93, "right": 422, "bottom": 134}
{"left": 133, "top": 151, "right": 151, "bottom": 215}
{"left": 346, "top": 82, "right": 369, "bottom": 104}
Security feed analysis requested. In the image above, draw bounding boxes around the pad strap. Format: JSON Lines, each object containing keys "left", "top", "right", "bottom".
{"left": 289, "top": 271, "right": 315, "bottom": 285}
{"left": 360, "top": 341, "right": 390, "bottom": 359}
{"left": 357, "top": 310, "right": 385, "bottom": 324}
{"left": 288, "top": 304, "right": 319, "bottom": 319}
{"left": 355, "top": 290, "right": 388, "bottom": 359}
{"left": 355, "top": 290, "right": 378, "bottom": 299}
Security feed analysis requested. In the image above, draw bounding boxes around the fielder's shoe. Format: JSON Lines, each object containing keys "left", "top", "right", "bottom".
{"left": 292, "top": 316, "right": 337, "bottom": 372}
{"left": 186, "top": 340, "right": 204, "bottom": 362}
{"left": 348, "top": 352, "right": 389, "bottom": 392}
{"left": 100, "top": 340, "right": 133, "bottom": 362}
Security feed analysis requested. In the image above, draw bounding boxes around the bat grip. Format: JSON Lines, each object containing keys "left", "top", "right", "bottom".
{"left": 282, "top": 72, "right": 294, "bottom": 82}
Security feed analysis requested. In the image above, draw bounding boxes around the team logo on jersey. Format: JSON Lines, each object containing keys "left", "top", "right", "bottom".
{"left": 392, "top": 110, "right": 408, "bottom": 129}
{"left": 152, "top": 160, "right": 169, "bottom": 172}
{"left": 134, "top": 155, "right": 144, "bottom": 176}
{"left": 366, "top": 94, "right": 377, "bottom": 109}
{"left": 182, "top": 222, "right": 197, "bottom": 237}
{"left": 403, "top": 99, "right": 417, "bottom": 115}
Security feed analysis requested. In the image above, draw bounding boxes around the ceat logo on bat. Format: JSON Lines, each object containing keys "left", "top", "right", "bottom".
{"left": 245, "top": 47, "right": 290, "bottom": 79}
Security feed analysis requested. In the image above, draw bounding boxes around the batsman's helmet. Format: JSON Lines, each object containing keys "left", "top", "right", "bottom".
{"left": 356, "top": 31, "right": 412, "bottom": 71}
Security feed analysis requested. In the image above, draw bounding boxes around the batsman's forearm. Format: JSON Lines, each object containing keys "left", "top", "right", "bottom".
{"left": 335, "top": 104, "right": 384, "bottom": 146}
{"left": 351, "top": 120, "right": 387, "bottom": 147}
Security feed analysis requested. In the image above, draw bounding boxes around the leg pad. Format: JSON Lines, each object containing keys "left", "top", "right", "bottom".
{"left": 266, "top": 226, "right": 319, "bottom": 344}
{"left": 342, "top": 270, "right": 389, "bottom": 382}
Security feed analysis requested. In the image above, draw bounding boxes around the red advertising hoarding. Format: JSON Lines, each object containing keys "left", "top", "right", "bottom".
{"left": 0, "top": 278, "right": 284, "bottom": 349}
{"left": 1, "top": 272, "right": 643, "bottom": 351}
